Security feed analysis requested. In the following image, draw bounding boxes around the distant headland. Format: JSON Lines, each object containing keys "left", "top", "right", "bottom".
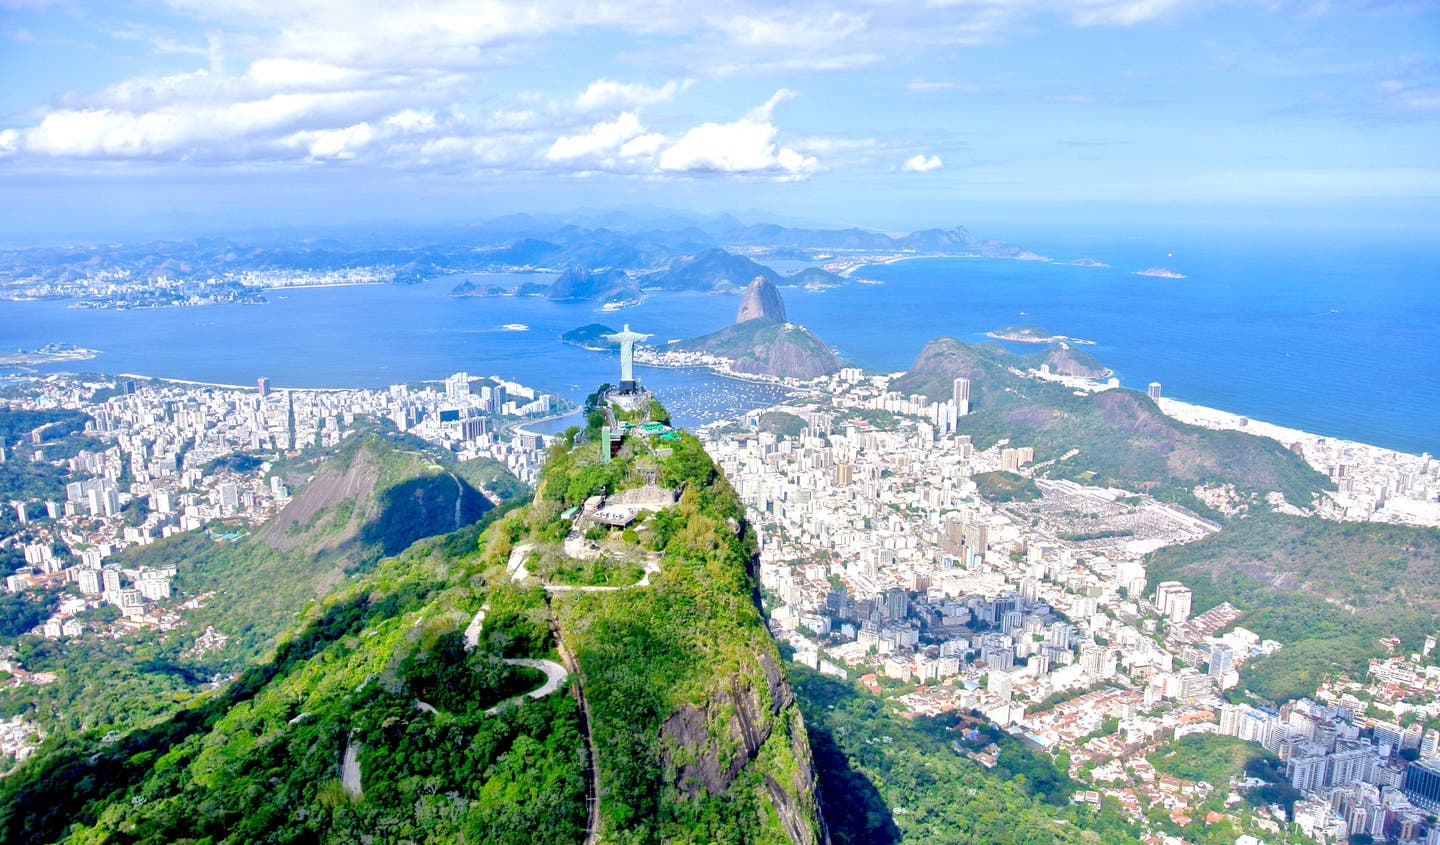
{"left": 986, "top": 324, "right": 1096, "bottom": 345}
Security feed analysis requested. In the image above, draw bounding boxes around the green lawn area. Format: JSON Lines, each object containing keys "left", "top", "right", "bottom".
{"left": 1147, "top": 733, "right": 1268, "bottom": 787}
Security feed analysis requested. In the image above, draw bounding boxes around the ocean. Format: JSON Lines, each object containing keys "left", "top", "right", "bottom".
{"left": 2, "top": 228, "right": 1435, "bottom": 454}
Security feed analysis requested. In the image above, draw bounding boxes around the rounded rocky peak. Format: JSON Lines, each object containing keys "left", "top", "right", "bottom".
{"left": 736, "top": 276, "right": 786, "bottom": 324}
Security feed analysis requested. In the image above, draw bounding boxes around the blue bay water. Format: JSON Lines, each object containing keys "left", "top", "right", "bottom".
{"left": 1, "top": 230, "right": 1436, "bottom": 454}
{"left": 825, "top": 228, "right": 1439, "bottom": 457}
{"left": 0, "top": 275, "right": 790, "bottom": 431}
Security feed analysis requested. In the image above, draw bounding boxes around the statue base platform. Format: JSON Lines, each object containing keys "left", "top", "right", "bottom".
{"left": 605, "top": 385, "right": 652, "bottom": 412}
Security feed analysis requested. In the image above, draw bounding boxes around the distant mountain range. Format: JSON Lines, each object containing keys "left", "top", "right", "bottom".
{"left": 0, "top": 211, "right": 1042, "bottom": 297}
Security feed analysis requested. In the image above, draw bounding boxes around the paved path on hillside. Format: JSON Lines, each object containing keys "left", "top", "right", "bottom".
{"left": 462, "top": 602, "right": 569, "bottom": 714}
{"left": 341, "top": 737, "right": 363, "bottom": 798}
{"left": 449, "top": 472, "right": 464, "bottom": 529}
{"left": 484, "top": 659, "right": 570, "bottom": 714}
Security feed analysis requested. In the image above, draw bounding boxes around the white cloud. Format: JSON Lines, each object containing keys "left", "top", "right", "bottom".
{"left": 659, "top": 117, "right": 817, "bottom": 178}
{"left": 1068, "top": 0, "right": 1187, "bottom": 26}
{"left": 901, "top": 154, "right": 943, "bottom": 173}
{"left": 618, "top": 132, "right": 666, "bottom": 159}
{"left": 246, "top": 58, "right": 369, "bottom": 90}
{"left": 0, "top": 0, "right": 1243, "bottom": 175}
{"left": 714, "top": 10, "right": 869, "bottom": 49}
{"left": 18, "top": 88, "right": 400, "bottom": 159}
{"left": 301, "top": 122, "right": 374, "bottom": 160}
{"left": 574, "top": 78, "right": 690, "bottom": 112}
{"left": 546, "top": 112, "right": 648, "bottom": 163}
{"left": 383, "top": 109, "right": 437, "bottom": 133}
{"left": 746, "top": 88, "right": 798, "bottom": 122}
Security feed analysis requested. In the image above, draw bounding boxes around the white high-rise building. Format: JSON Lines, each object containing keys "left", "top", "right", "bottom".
{"left": 445, "top": 372, "right": 470, "bottom": 400}
{"left": 1289, "top": 752, "right": 1328, "bottom": 792}
{"left": 1209, "top": 642, "right": 1234, "bottom": 677}
{"left": 1155, "top": 581, "right": 1193, "bottom": 623}
{"left": 953, "top": 377, "right": 971, "bottom": 416}
{"left": 77, "top": 569, "right": 102, "bottom": 595}
{"left": 1420, "top": 728, "right": 1439, "bottom": 760}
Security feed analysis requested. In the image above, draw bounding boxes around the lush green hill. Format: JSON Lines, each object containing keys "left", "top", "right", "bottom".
{"left": 677, "top": 317, "right": 844, "bottom": 379}
{"left": 893, "top": 337, "right": 1331, "bottom": 516}
{"left": 782, "top": 267, "right": 845, "bottom": 288}
{"left": 561, "top": 322, "right": 620, "bottom": 351}
{"left": 512, "top": 420, "right": 828, "bottom": 844}
{"left": 0, "top": 508, "right": 592, "bottom": 844}
{"left": 1026, "top": 342, "right": 1111, "bottom": 378}
{"left": 0, "top": 407, "right": 94, "bottom": 505}
{"left": 545, "top": 267, "right": 640, "bottom": 303}
{"left": 1, "top": 399, "right": 829, "bottom": 845}
{"left": 1146, "top": 513, "right": 1440, "bottom": 701}
{"left": 0, "top": 432, "right": 506, "bottom": 744}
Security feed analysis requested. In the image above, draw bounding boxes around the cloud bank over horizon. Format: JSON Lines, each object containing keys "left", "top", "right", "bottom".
{"left": 0, "top": 0, "right": 1436, "bottom": 234}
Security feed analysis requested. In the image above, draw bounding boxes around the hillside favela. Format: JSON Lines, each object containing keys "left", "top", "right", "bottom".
{"left": 1, "top": 3, "right": 1438, "bottom": 845}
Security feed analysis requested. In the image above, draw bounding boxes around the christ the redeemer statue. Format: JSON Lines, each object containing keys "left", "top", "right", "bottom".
{"left": 604, "top": 324, "right": 652, "bottom": 393}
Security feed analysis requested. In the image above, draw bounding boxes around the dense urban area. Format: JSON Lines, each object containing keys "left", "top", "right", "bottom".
{"left": 2, "top": 341, "right": 1439, "bottom": 844}
{"left": 692, "top": 364, "right": 1440, "bottom": 845}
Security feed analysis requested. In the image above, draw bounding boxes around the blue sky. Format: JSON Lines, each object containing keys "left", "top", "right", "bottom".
{"left": 1, "top": 0, "right": 1437, "bottom": 241}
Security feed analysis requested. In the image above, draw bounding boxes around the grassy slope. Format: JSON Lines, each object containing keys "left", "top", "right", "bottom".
{"left": 893, "top": 337, "right": 1331, "bottom": 515}
{"left": 528, "top": 426, "right": 826, "bottom": 844}
{"left": 1146, "top": 513, "right": 1440, "bottom": 700}
{"left": 0, "top": 433, "right": 512, "bottom": 747}
{"left": 0, "top": 505, "right": 595, "bottom": 844}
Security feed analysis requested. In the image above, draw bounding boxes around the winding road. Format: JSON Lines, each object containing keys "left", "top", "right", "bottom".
{"left": 463, "top": 602, "right": 570, "bottom": 715}
{"left": 484, "top": 659, "right": 571, "bottom": 714}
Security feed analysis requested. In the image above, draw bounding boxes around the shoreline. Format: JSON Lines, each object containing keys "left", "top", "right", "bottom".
{"left": 261, "top": 281, "right": 394, "bottom": 291}
{"left": 634, "top": 357, "right": 800, "bottom": 391}
{"left": 836, "top": 250, "right": 1054, "bottom": 277}
{"left": 1155, "top": 396, "right": 1425, "bottom": 460}
{"left": 512, "top": 408, "right": 583, "bottom": 438}
{"left": 1157, "top": 397, "right": 1428, "bottom": 463}
{"left": 24, "top": 361, "right": 1431, "bottom": 465}
{"left": 115, "top": 373, "right": 350, "bottom": 392}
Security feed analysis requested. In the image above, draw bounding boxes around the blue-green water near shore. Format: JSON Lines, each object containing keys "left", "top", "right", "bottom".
{"left": 2, "top": 228, "right": 1436, "bottom": 454}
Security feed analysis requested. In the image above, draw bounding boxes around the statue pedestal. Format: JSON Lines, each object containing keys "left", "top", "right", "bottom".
{"left": 607, "top": 387, "right": 652, "bottom": 412}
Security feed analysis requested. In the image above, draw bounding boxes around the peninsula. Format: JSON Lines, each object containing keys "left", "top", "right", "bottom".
{"left": 986, "top": 324, "right": 1095, "bottom": 345}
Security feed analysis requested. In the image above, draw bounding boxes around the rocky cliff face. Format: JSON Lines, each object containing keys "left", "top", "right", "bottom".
{"left": 660, "top": 651, "right": 827, "bottom": 845}
{"left": 730, "top": 324, "right": 844, "bottom": 379}
{"left": 736, "top": 276, "right": 787, "bottom": 323}
{"left": 1041, "top": 342, "right": 1112, "bottom": 378}
{"left": 678, "top": 277, "right": 843, "bottom": 379}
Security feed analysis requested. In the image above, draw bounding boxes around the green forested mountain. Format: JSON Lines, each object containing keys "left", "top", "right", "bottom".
{"left": 1146, "top": 513, "right": 1440, "bottom": 700}
{"left": 0, "top": 432, "right": 500, "bottom": 746}
{"left": 0, "top": 400, "right": 829, "bottom": 844}
{"left": 1, "top": 394, "right": 1233, "bottom": 845}
{"left": 894, "top": 337, "right": 1331, "bottom": 516}
{"left": 676, "top": 318, "right": 844, "bottom": 379}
